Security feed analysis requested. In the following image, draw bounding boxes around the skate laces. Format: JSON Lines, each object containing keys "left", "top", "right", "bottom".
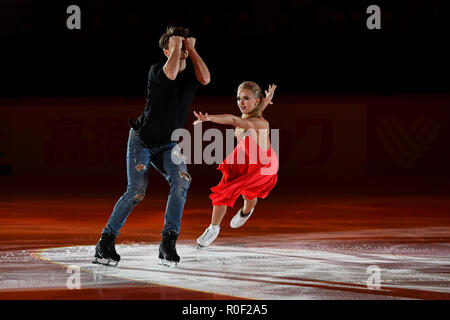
{"left": 201, "top": 225, "right": 219, "bottom": 239}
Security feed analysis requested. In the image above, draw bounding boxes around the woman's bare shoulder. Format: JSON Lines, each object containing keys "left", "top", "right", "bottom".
{"left": 248, "top": 117, "right": 269, "bottom": 129}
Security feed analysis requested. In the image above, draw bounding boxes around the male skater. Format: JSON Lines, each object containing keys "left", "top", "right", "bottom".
{"left": 93, "top": 26, "right": 210, "bottom": 267}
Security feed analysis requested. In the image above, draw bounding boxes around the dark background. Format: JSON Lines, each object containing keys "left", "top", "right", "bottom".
{"left": 2, "top": 0, "right": 450, "bottom": 96}
{"left": 1, "top": 0, "right": 450, "bottom": 195}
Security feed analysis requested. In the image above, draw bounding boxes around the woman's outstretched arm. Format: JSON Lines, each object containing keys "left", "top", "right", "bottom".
{"left": 193, "top": 111, "right": 266, "bottom": 130}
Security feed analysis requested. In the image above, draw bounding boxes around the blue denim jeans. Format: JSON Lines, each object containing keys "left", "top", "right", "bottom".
{"left": 102, "top": 129, "right": 191, "bottom": 236}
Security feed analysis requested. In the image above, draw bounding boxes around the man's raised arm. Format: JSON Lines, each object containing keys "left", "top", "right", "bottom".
{"left": 163, "top": 36, "right": 184, "bottom": 80}
{"left": 184, "top": 38, "right": 210, "bottom": 85}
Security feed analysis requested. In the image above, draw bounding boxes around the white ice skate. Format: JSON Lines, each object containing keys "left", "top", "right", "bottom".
{"left": 230, "top": 208, "right": 254, "bottom": 228}
{"left": 196, "top": 224, "right": 220, "bottom": 248}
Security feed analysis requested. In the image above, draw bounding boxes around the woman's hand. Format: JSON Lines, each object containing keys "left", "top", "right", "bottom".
{"left": 193, "top": 110, "right": 210, "bottom": 125}
{"left": 261, "top": 84, "right": 277, "bottom": 111}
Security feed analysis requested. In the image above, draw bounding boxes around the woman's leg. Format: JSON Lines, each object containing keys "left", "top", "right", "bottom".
{"left": 228, "top": 196, "right": 257, "bottom": 229}
{"left": 242, "top": 195, "right": 257, "bottom": 215}
{"left": 211, "top": 205, "right": 227, "bottom": 226}
{"left": 196, "top": 205, "right": 225, "bottom": 247}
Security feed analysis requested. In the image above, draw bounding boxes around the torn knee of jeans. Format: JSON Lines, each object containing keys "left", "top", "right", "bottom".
{"left": 179, "top": 171, "right": 191, "bottom": 182}
{"left": 134, "top": 193, "right": 145, "bottom": 201}
{"left": 135, "top": 164, "right": 146, "bottom": 172}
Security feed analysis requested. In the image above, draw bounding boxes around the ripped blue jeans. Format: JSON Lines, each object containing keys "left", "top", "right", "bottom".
{"left": 102, "top": 129, "right": 191, "bottom": 236}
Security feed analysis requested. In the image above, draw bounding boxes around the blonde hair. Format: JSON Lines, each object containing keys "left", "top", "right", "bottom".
{"left": 237, "top": 81, "right": 264, "bottom": 119}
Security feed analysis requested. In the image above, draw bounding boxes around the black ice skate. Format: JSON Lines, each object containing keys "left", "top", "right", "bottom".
{"left": 159, "top": 231, "right": 180, "bottom": 267}
{"left": 92, "top": 232, "right": 121, "bottom": 266}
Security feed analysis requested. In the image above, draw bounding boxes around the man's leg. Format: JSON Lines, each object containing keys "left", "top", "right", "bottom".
{"left": 102, "top": 129, "right": 151, "bottom": 235}
{"left": 151, "top": 143, "right": 190, "bottom": 266}
{"left": 94, "top": 129, "right": 151, "bottom": 266}
{"left": 151, "top": 143, "right": 191, "bottom": 235}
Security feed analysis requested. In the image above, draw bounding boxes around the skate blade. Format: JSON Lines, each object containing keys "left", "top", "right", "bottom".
{"left": 159, "top": 258, "right": 178, "bottom": 268}
{"left": 92, "top": 257, "right": 119, "bottom": 267}
{"left": 196, "top": 244, "right": 209, "bottom": 250}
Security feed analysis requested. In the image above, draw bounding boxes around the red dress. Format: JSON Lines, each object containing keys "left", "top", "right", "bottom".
{"left": 209, "top": 134, "right": 279, "bottom": 207}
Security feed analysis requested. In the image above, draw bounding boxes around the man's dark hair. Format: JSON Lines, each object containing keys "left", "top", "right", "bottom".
{"left": 159, "top": 26, "right": 190, "bottom": 50}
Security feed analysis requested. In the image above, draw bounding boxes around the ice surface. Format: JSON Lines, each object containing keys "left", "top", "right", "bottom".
{"left": 28, "top": 227, "right": 450, "bottom": 300}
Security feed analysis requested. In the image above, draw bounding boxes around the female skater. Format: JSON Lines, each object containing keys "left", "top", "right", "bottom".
{"left": 194, "top": 81, "right": 278, "bottom": 247}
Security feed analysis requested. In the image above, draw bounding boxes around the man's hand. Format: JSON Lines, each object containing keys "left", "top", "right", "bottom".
{"left": 183, "top": 37, "right": 196, "bottom": 53}
{"left": 168, "top": 36, "right": 184, "bottom": 53}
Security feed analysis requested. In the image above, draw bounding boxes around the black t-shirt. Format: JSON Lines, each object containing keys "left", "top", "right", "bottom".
{"left": 129, "top": 61, "right": 200, "bottom": 146}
